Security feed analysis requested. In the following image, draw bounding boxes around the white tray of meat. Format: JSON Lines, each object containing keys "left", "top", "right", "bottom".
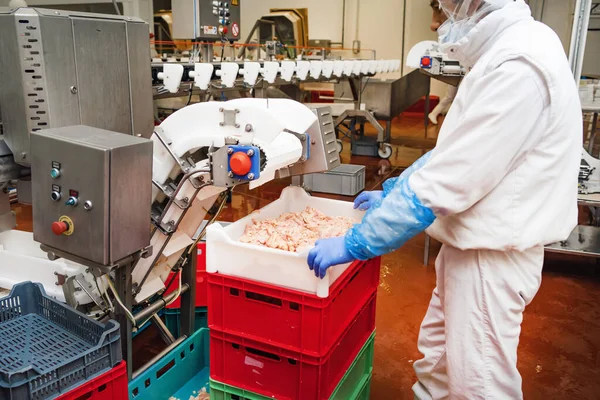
{"left": 206, "top": 186, "right": 364, "bottom": 298}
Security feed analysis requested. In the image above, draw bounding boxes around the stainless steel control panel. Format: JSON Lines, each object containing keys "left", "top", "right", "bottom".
{"left": 172, "top": 0, "right": 242, "bottom": 41}
{"left": 31, "top": 125, "right": 152, "bottom": 265}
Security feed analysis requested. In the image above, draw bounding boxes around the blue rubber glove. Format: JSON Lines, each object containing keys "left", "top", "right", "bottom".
{"left": 353, "top": 191, "right": 383, "bottom": 211}
{"left": 307, "top": 236, "right": 355, "bottom": 279}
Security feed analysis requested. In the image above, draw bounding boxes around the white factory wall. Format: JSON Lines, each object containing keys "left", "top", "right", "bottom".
{"left": 240, "top": 0, "right": 346, "bottom": 44}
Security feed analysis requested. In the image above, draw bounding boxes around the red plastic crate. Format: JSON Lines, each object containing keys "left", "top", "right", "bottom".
{"left": 210, "top": 293, "right": 377, "bottom": 400}
{"left": 56, "top": 361, "right": 128, "bottom": 400}
{"left": 166, "top": 242, "right": 208, "bottom": 309}
{"left": 208, "top": 257, "right": 380, "bottom": 357}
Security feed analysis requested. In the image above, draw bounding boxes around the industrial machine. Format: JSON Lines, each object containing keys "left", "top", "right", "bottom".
{"left": 0, "top": 4, "right": 401, "bottom": 381}
{"left": 0, "top": 7, "right": 154, "bottom": 167}
{"left": 0, "top": 6, "right": 153, "bottom": 229}
{"left": 171, "top": 0, "right": 242, "bottom": 42}
{"left": 334, "top": 69, "right": 431, "bottom": 159}
{"left": 407, "top": 40, "right": 466, "bottom": 87}
{"left": 29, "top": 98, "right": 340, "bottom": 378}
{"left": 579, "top": 149, "right": 600, "bottom": 194}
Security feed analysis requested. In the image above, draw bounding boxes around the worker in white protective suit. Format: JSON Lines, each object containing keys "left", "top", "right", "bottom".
{"left": 307, "top": 0, "right": 582, "bottom": 398}
{"left": 428, "top": 0, "right": 459, "bottom": 125}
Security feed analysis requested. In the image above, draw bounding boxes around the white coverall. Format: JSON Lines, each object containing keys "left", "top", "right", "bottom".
{"left": 409, "top": 2, "right": 582, "bottom": 398}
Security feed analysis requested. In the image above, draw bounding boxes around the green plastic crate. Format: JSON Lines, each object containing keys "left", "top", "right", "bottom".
{"left": 330, "top": 330, "right": 375, "bottom": 399}
{"left": 164, "top": 306, "right": 208, "bottom": 337}
{"left": 129, "top": 328, "right": 210, "bottom": 400}
{"left": 209, "top": 330, "right": 375, "bottom": 400}
{"left": 353, "top": 376, "right": 372, "bottom": 400}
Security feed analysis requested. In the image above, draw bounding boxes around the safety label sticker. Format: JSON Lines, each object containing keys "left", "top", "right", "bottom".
{"left": 232, "top": 22, "right": 239, "bottom": 37}
{"left": 203, "top": 26, "right": 217, "bottom": 35}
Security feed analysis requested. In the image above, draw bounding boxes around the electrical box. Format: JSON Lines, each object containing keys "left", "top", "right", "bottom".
{"left": 172, "top": 0, "right": 242, "bottom": 41}
{"left": 0, "top": 8, "right": 154, "bottom": 167}
{"left": 31, "top": 125, "right": 153, "bottom": 266}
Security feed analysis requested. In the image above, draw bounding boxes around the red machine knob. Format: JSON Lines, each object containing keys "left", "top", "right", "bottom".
{"left": 230, "top": 152, "right": 252, "bottom": 176}
{"left": 222, "top": 26, "right": 229, "bottom": 34}
{"left": 52, "top": 221, "right": 69, "bottom": 236}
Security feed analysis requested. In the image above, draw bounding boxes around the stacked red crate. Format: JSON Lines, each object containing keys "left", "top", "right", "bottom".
{"left": 208, "top": 257, "right": 381, "bottom": 399}
{"left": 56, "top": 361, "right": 128, "bottom": 400}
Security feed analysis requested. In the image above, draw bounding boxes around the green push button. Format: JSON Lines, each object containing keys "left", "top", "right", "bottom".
{"left": 50, "top": 168, "right": 60, "bottom": 179}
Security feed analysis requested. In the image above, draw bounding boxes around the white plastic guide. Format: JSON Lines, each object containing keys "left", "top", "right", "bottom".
{"left": 368, "top": 60, "right": 377, "bottom": 74}
{"left": 352, "top": 60, "right": 362, "bottom": 76}
{"left": 280, "top": 61, "right": 296, "bottom": 82}
{"left": 157, "top": 64, "right": 184, "bottom": 93}
{"left": 239, "top": 61, "right": 261, "bottom": 86}
{"left": 309, "top": 61, "right": 322, "bottom": 79}
{"left": 333, "top": 60, "right": 345, "bottom": 78}
{"left": 261, "top": 61, "right": 280, "bottom": 84}
{"left": 189, "top": 63, "right": 214, "bottom": 90}
{"left": 322, "top": 60, "right": 334, "bottom": 79}
{"left": 343, "top": 60, "right": 354, "bottom": 76}
{"left": 215, "top": 62, "right": 239, "bottom": 88}
{"left": 295, "top": 61, "right": 311, "bottom": 80}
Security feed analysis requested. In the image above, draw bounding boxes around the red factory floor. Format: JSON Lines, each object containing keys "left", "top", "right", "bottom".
{"left": 12, "top": 115, "right": 600, "bottom": 399}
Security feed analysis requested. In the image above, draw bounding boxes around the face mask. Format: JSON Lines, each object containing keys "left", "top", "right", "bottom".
{"left": 437, "top": 18, "right": 476, "bottom": 44}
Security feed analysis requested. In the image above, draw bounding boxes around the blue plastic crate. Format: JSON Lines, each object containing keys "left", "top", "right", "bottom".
{"left": 129, "top": 328, "right": 210, "bottom": 400}
{"left": 163, "top": 306, "right": 208, "bottom": 338}
{"left": 0, "top": 282, "right": 121, "bottom": 400}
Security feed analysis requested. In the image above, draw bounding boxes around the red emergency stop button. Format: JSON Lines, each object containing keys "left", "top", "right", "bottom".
{"left": 52, "top": 221, "right": 69, "bottom": 236}
{"left": 223, "top": 26, "right": 228, "bottom": 34}
{"left": 421, "top": 57, "right": 431, "bottom": 67}
{"left": 230, "top": 152, "right": 252, "bottom": 176}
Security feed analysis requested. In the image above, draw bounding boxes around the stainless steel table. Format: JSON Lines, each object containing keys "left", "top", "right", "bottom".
{"left": 545, "top": 225, "right": 600, "bottom": 258}
{"left": 423, "top": 194, "right": 600, "bottom": 265}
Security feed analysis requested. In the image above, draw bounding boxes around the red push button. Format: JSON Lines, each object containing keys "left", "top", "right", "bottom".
{"left": 222, "top": 26, "right": 228, "bottom": 34}
{"left": 52, "top": 221, "right": 69, "bottom": 236}
{"left": 230, "top": 152, "right": 252, "bottom": 176}
{"left": 421, "top": 57, "right": 431, "bottom": 67}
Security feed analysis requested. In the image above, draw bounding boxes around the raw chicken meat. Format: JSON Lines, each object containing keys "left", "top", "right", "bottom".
{"left": 239, "top": 207, "right": 356, "bottom": 252}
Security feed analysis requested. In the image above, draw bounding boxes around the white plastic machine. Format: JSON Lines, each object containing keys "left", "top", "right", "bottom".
{"left": 28, "top": 98, "right": 340, "bottom": 377}
{"left": 406, "top": 40, "right": 465, "bottom": 86}
{"left": 132, "top": 98, "right": 339, "bottom": 302}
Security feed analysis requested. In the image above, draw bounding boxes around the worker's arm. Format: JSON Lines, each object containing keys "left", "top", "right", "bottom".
{"left": 345, "top": 59, "right": 547, "bottom": 260}
{"left": 354, "top": 151, "right": 432, "bottom": 211}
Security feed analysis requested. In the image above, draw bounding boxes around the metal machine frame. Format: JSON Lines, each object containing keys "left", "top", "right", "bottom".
{"left": 0, "top": 7, "right": 154, "bottom": 167}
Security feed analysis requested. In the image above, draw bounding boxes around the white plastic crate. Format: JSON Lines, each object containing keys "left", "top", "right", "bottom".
{"left": 304, "top": 164, "right": 366, "bottom": 196}
{"left": 206, "top": 186, "right": 364, "bottom": 298}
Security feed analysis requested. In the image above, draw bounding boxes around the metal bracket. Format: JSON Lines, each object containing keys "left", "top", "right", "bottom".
{"left": 219, "top": 108, "right": 240, "bottom": 128}
{"left": 154, "top": 127, "right": 195, "bottom": 173}
{"left": 290, "top": 132, "right": 309, "bottom": 162}
{"left": 54, "top": 271, "right": 67, "bottom": 286}
{"left": 73, "top": 273, "right": 107, "bottom": 309}
{"left": 210, "top": 146, "right": 244, "bottom": 187}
